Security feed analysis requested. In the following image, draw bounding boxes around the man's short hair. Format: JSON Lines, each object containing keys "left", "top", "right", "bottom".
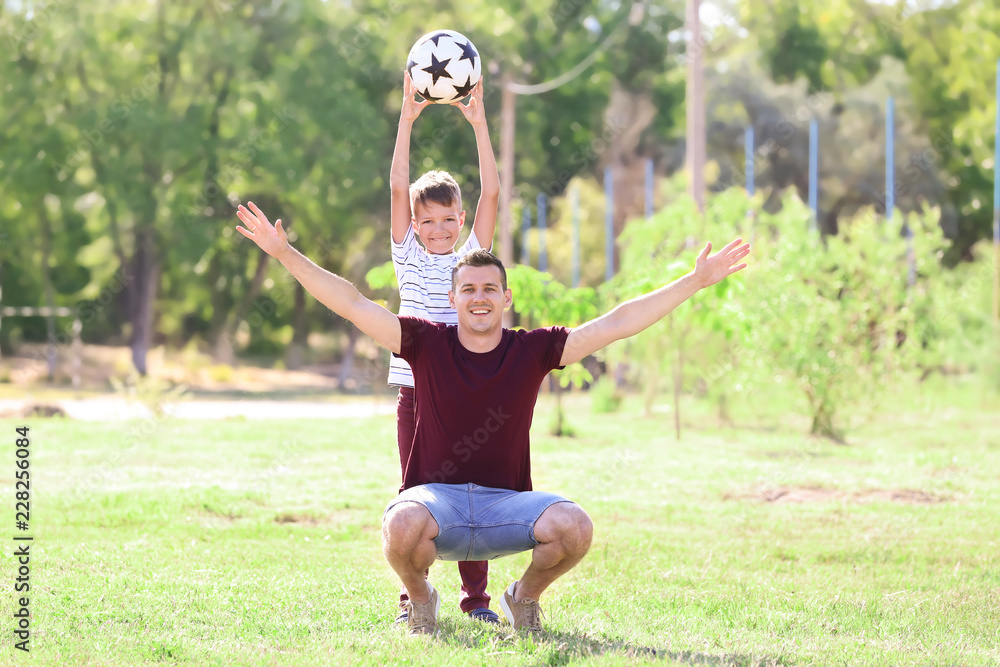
{"left": 452, "top": 249, "right": 507, "bottom": 292}
{"left": 410, "top": 170, "right": 462, "bottom": 214}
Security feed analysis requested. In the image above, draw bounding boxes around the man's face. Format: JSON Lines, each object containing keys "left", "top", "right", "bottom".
{"left": 449, "top": 264, "right": 511, "bottom": 336}
{"left": 412, "top": 199, "right": 466, "bottom": 255}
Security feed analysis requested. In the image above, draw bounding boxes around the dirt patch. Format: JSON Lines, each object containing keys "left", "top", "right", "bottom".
{"left": 273, "top": 512, "right": 328, "bottom": 525}
{"left": 725, "top": 485, "right": 948, "bottom": 504}
{"left": 0, "top": 402, "right": 68, "bottom": 418}
{"left": 0, "top": 342, "right": 387, "bottom": 394}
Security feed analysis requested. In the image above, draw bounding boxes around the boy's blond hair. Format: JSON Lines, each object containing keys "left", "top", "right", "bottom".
{"left": 409, "top": 170, "right": 462, "bottom": 215}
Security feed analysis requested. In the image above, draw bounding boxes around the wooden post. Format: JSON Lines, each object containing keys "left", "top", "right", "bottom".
{"left": 500, "top": 71, "right": 516, "bottom": 327}
{"left": 685, "top": 0, "right": 705, "bottom": 213}
{"left": 72, "top": 318, "right": 82, "bottom": 390}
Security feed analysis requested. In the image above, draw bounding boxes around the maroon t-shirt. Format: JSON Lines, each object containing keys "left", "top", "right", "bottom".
{"left": 395, "top": 316, "right": 570, "bottom": 492}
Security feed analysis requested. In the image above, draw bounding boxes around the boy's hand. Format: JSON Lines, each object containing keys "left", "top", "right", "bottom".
{"left": 693, "top": 238, "right": 751, "bottom": 289}
{"left": 401, "top": 71, "right": 430, "bottom": 124}
{"left": 236, "top": 202, "right": 289, "bottom": 258}
{"left": 451, "top": 78, "right": 486, "bottom": 127}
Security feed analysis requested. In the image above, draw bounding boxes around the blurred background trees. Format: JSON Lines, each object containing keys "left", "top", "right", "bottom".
{"left": 1, "top": 0, "right": 996, "bottom": 436}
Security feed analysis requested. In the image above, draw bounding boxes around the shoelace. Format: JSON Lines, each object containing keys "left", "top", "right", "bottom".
{"left": 519, "top": 598, "right": 543, "bottom": 629}
{"left": 409, "top": 599, "right": 436, "bottom": 631}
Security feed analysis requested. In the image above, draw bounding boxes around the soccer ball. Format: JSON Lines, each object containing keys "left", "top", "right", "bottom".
{"left": 406, "top": 30, "right": 482, "bottom": 104}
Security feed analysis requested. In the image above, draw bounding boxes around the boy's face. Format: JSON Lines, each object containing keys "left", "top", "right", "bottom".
{"left": 412, "top": 199, "right": 466, "bottom": 255}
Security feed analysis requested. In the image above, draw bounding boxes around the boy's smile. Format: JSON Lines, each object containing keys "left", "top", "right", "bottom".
{"left": 412, "top": 200, "right": 466, "bottom": 255}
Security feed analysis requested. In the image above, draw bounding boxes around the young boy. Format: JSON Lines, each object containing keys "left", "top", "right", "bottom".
{"left": 388, "top": 71, "right": 500, "bottom": 624}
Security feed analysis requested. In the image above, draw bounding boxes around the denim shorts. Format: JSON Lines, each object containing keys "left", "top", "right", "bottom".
{"left": 383, "top": 483, "right": 572, "bottom": 562}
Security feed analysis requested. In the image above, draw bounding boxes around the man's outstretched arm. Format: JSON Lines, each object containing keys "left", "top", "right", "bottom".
{"left": 235, "top": 202, "right": 402, "bottom": 355}
{"left": 559, "top": 238, "right": 751, "bottom": 366}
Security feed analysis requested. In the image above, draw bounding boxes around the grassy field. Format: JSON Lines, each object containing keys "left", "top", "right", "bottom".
{"left": 2, "top": 375, "right": 999, "bottom": 665}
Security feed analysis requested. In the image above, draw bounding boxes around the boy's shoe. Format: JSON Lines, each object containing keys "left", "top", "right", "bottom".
{"left": 467, "top": 607, "right": 500, "bottom": 624}
{"left": 499, "top": 581, "right": 543, "bottom": 632}
{"left": 393, "top": 606, "right": 408, "bottom": 626}
{"left": 405, "top": 583, "right": 440, "bottom": 636}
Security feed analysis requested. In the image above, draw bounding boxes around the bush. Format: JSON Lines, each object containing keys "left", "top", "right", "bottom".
{"left": 208, "top": 364, "right": 234, "bottom": 383}
{"left": 609, "top": 182, "right": 980, "bottom": 440}
{"left": 590, "top": 375, "right": 623, "bottom": 414}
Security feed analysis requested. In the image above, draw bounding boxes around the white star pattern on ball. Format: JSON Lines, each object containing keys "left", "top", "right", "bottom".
{"left": 406, "top": 30, "right": 482, "bottom": 104}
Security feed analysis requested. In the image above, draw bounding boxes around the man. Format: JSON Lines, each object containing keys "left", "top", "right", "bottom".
{"left": 387, "top": 72, "right": 500, "bottom": 624}
{"left": 234, "top": 201, "right": 751, "bottom": 635}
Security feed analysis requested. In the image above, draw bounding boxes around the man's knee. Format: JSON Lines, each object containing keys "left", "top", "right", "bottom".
{"left": 382, "top": 502, "right": 437, "bottom": 544}
{"left": 537, "top": 502, "right": 593, "bottom": 554}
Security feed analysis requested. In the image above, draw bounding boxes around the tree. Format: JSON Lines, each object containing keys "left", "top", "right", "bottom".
{"left": 506, "top": 266, "right": 598, "bottom": 436}
{"left": 737, "top": 193, "right": 957, "bottom": 441}
{"left": 611, "top": 186, "right": 749, "bottom": 438}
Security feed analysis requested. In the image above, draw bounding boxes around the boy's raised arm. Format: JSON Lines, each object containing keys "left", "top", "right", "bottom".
{"left": 559, "top": 239, "right": 751, "bottom": 366}
{"left": 390, "top": 72, "right": 430, "bottom": 245}
{"left": 236, "top": 203, "right": 402, "bottom": 355}
{"left": 452, "top": 78, "right": 499, "bottom": 250}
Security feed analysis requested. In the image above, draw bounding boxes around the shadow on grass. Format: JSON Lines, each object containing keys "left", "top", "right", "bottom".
{"left": 433, "top": 618, "right": 789, "bottom": 666}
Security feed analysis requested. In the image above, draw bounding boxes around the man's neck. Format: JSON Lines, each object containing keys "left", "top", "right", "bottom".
{"left": 455, "top": 327, "right": 504, "bottom": 354}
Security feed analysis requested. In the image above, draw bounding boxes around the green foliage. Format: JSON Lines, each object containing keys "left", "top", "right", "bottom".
{"left": 609, "top": 181, "right": 988, "bottom": 441}
{"left": 508, "top": 265, "right": 598, "bottom": 390}
{"left": 2, "top": 0, "right": 998, "bottom": 381}
{"left": 609, "top": 186, "right": 750, "bottom": 429}
{"left": 901, "top": 0, "right": 1000, "bottom": 262}
{"left": 735, "top": 194, "right": 970, "bottom": 440}
{"left": 589, "top": 375, "right": 622, "bottom": 414}
{"left": 109, "top": 371, "right": 188, "bottom": 418}
{"left": 364, "top": 260, "right": 397, "bottom": 292}
{"left": 208, "top": 364, "right": 234, "bottom": 383}
{"left": 507, "top": 265, "right": 599, "bottom": 435}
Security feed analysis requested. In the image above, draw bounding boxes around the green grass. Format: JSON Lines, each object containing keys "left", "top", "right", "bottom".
{"left": 2, "top": 376, "right": 999, "bottom": 665}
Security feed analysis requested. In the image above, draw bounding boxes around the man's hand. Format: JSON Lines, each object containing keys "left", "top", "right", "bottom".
{"left": 236, "top": 202, "right": 289, "bottom": 258}
{"left": 451, "top": 78, "right": 486, "bottom": 127}
{"left": 693, "top": 238, "right": 751, "bottom": 289}
{"left": 401, "top": 71, "right": 431, "bottom": 125}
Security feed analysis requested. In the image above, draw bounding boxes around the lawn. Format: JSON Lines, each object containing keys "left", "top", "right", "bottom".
{"left": 2, "top": 375, "right": 999, "bottom": 665}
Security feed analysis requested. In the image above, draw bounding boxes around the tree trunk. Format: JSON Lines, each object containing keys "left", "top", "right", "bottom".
{"left": 643, "top": 361, "right": 659, "bottom": 418}
{"left": 204, "top": 253, "right": 230, "bottom": 347}
{"left": 673, "top": 336, "right": 683, "bottom": 441}
{"left": 805, "top": 386, "right": 845, "bottom": 444}
{"left": 285, "top": 283, "right": 308, "bottom": 370}
{"left": 129, "top": 226, "right": 160, "bottom": 375}
{"left": 606, "top": 80, "right": 658, "bottom": 251}
{"left": 338, "top": 326, "right": 359, "bottom": 389}
{"left": 37, "top": 201, "right": 57, "bottom": 381}
{"left": 717, "top": 391, "right": 732, "bottom": 427}
{"left": 552, "top": 378, "right": 565, "bottom": 436}
{"left": 213, "top": 252, "right": 271, "bottom": 363}
{"left": 670, "top": 316, "right": 690, "bottom": 441}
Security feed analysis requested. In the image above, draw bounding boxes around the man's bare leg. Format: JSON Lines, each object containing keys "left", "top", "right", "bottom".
{"left": 515, "top": 502, "right": 593, "bottom": 601}
{"left": 382, "top": 502, "right": 438, "bottom": 603}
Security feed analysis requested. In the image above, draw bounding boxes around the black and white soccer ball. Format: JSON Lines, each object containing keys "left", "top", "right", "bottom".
{"left": 406, "top": 30, "right": 482, "bottom": 104}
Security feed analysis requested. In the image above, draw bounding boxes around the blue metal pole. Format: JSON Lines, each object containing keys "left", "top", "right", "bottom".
{"left": 572, "top": 186, "right": 581, "bottom": 288}
{"left": 520, "top": 204, "right": 530, "bottom": 266}
{"left": 537, "top": 193, "right": 547, "bottom": 273}
{"left": 605, "top": 166, "right": 614, "bottom": 282}
{"left": 745, "top": 126, "right": 754, "bottom": 197}
{"left": 809, "top": 118, "right": 818, "bottom": 232}
{"left": 886, "top": 96, "right": 895, "bottom": 222}
{"left": 645, "top": 158, "right": 654, "bottom": 219}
